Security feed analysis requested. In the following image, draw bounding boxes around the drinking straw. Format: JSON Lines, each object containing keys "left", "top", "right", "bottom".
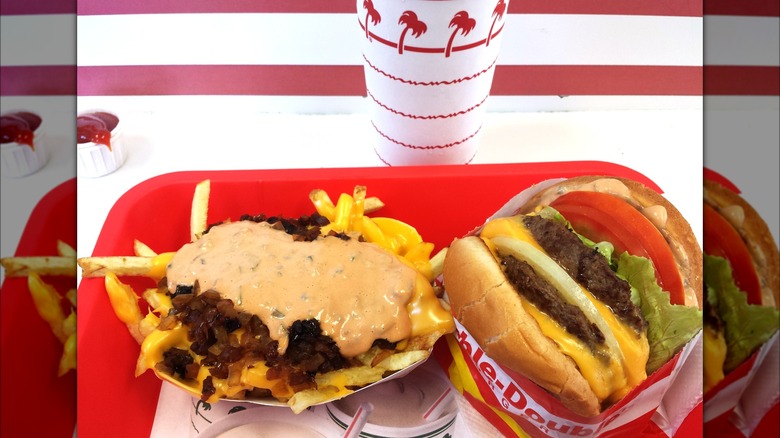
{"left": 342, "top": 402, "right": 374, "bottom": 438}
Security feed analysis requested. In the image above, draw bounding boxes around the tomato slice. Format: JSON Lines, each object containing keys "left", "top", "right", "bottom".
{"left": 550, "top": 191, "right": 686, "bottom": 306}
{"left": 703, "top": 203, "right": 762, "bottom": 305}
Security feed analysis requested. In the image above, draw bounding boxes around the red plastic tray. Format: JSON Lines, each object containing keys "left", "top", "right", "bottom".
{"left": 1, "top": 179, "right": 77, "bottom": 438}
{"left": 77, "top": 162, "right": 662, "bottom": 437}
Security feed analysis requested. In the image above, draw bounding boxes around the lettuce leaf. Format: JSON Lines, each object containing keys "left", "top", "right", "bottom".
{"left": 540, "top": 206, "right": 702, "bottom": 373}
{"left": 704, "top": 255, "right": 780, "bottom": 372}
{"left": 615, "top": 253, "right": 702, "bottom": 374}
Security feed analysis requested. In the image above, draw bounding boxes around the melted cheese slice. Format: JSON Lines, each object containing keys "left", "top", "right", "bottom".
{"left": 703, "top": 325, "right": 727, "bottom": 393}
{"left": 480, "top": 216, "right": 649, "bottom": 404}
{"left": 136, "top": 324, "right": 291, "bottom": 403}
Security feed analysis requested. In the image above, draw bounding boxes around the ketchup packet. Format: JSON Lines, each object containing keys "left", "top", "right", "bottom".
{"left": 435, "top": 177, "right": 704, "bottom": 437}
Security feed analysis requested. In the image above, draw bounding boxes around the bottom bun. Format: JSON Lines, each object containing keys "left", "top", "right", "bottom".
{"left": 444, "top": 236, "right": 600, "bottom": 417}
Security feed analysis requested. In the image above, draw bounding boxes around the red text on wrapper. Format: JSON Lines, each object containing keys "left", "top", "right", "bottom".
{"left": 455, "top": 320, "right": 658, "bottom": 437}
{"left": 456, "top": 323, "right": 595, "bottom": 436}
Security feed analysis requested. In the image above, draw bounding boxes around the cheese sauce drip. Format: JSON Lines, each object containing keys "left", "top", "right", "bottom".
{"left": 166, "top": 221, "right": 417, "bottom": 358}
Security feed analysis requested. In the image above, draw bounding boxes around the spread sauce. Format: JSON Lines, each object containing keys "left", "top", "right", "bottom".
{"left": 166, "top": 221, "right": 417, "bottom": 358}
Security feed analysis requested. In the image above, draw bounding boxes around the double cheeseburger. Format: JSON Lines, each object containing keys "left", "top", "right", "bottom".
{"left": 443, "top": 176, "right": 703, "bottom": 417}
{"left": 132, "top": 212, "right": 454, "bottom": 412}
{"left": 703, "top": 179, "right": 779, "bottom": 393}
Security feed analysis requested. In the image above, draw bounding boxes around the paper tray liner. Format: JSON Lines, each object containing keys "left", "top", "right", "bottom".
{"left": 78, "top": 162, "right": 662, "bottom": 437}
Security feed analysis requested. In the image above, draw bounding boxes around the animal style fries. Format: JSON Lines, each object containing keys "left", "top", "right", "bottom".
{"left": 78, "top": 181, "right": 453, "bottom": 413}
{"left": 1, "top": 240, "right": 78, "bottom": 376}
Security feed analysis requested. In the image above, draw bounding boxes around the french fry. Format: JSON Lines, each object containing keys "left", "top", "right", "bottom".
{"left": 375, "top": 350, "right": 428, "bottom": 371}
{"left": 3, "top": 241, "right": 78, "bottom": 377}
{"left": 66, "top": 288, "right": 77, "bottom": 308}
{"left": 133, "top": 239, "right": 157, "bottom": 257}
{"left": 309, "top": 189, "right": 336, "bottom": 219}
{"left": 56, "top": 240, "right": 76, "bottom": 258}
{"left": 364, "top": 196, "right": 384, "bottom": 214}
{"left": 58, "top": 333, "right": 77, "bottom": 376}
{"left": 351, "top": 185, "right": 367, "bottom": 226}
{"left": 28, "top": 273, "right": 68, "bottom": 343}
{"left": 190, "top": 179, "right": 210, "bottom": 241}
{"left": 62, "top": 311, "right": 76, "bottom": 338}
{"left": 77, "top": 256, "right": 154, "bottom": 278}
{"left": 142, "top": 287, "right": 172, "bottom": 314}
{"left": 104, "top": 272, "right": 145, "bottom": 343}
{"left": 76, "top": 181, "right": 448, "bottom": 413}
{"left": 1, "top": 256, "right": 76, "bottom": 277}
{"left": 429, "top": 248, "right": 447, "bottom": 279}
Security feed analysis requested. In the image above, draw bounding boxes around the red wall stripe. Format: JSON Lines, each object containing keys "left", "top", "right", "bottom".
{"left": 76, "top": 0, "right": 701, "bottom": 17}
{"left": 0, "top": 66, "right": 76, "bottom": 96}
{"left": 704, "top": 66, "right": 780, "bottom": 95}
{"left": 492, "top": 65, "right": 703, "bottom": 96}
{"left": 0, "top": 0, "right": 75, "bottom": 15}
{"left": 704, "top": 0, "right": 779, "bottom": 17}
{"left": 76, "top": 65, "right": 702, "bottom": 97}
{"left": 76, "top": 65, "right": 363, "bottom": 97}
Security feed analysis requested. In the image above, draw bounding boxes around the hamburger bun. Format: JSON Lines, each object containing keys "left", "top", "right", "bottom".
{"left": 443, "top": 176, "right": 703, "bottom": 416}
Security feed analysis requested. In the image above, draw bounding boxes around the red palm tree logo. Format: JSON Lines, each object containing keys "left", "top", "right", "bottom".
{"left": 363, "top": 0, "right": 381, "bottom": 41}
{"left": 486, "top": 0, "right": 506, "bottom": 46}
{"left": 397, "top": 11, "right": 427, "bottom": 54}
{"left": 445, "top": 11, "right": 476, "bottom": 57}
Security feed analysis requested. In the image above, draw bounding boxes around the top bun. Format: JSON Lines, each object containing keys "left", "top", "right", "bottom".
{"left": 518, "top": 175, "right": 703, "bottom": 308}
{"left": 704, "top": 179, "right": 780, "bottom": 308}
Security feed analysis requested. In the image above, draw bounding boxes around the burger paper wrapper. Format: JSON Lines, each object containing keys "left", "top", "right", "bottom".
{"left": 357, "top": 0, "right": 508, "bottom": 166}
{"left": 703, "top": 332, "right": 780, "bottom": 437}
{"left": 435, "top": 178, "right": 705, "bottom": 437}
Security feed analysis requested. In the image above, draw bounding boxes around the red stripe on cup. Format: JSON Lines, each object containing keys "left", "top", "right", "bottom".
{"left": 363, "top": 55, "right": 497, "bottom": 87}
{"left": 77, "top": 65, "right": 703, "bottom": 96}
{"left": 0, "top": 66, "right": 76, "bottom": 96}
{"left": 704, "top": 66, "right": 780, "bottom": 95}
{"left": 372, "top": 121, "right": 481, "bottom": 150}
{"left": 368, "top": 90, "right": 489, "bottom": 119}
{"left": 1, "top": 0, "right": 74, "bottom": 15}
{"left": 76, "top": 0, "right": 701, "bottom": 17}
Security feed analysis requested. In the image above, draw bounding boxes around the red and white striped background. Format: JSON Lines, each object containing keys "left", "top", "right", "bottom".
{"left": 0, "top": 0, "right": 713, "bottom": 112}
{"left": 2, "top": 1, "right": 777, "bottom": 106}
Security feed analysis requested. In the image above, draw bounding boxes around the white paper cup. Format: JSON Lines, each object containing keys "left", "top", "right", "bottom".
{"left": 77, "top": 119, "right": 125, "bottom": 178}
{"left": 358, "top": 0, "right": 509, "bottom": 166}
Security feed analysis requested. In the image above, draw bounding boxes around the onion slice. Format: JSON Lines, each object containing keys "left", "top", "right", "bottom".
{"left": 491, "top": 236, "right": 625, "bottom": 366}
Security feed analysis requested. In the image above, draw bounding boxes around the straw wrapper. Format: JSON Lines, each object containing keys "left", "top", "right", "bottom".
{"left": 435, "top": 178, "right": 704, "bottom": 437}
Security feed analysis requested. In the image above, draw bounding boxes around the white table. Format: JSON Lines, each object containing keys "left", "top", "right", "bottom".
{"left": 73, "top": 109, "right": 703, "bottom": 266}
